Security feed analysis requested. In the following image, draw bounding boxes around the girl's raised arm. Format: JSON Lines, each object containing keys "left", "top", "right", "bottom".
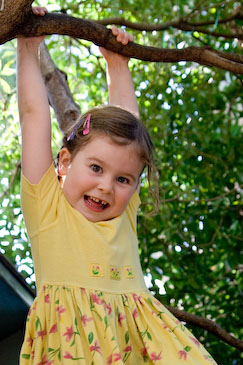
{"left": 17, "top": 7, "right": 52, "bottom": 184}
{"left": 100, "top": 27, "right": 139, "bottom": 118}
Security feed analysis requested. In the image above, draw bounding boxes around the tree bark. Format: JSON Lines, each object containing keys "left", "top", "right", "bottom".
{"left": 0, "top": 1, "right": 242, "bottom": 74}
{"left": 39, "top": 42, "right": 80, "bottom": 133}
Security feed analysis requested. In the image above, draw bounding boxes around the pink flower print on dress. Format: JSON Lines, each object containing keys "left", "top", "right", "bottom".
{"left": 63, "top": 326, "right": 74, "bottom": 342}
{"left": 150, "top": 351, "right": 162, "bottom": 361}
{"left": 141, "top": 343, "right": 149, "bottom": 361}
{"left": 133, "top": 308, "right": 139, "bottom": 319}
{"left": 189, "top": 336, "right": 201, "bottom": 347}
{"left": 91, "top": 293, "right": 103, "bottom": 305}
{"left": 123, "top": 345, "right": 132, "bottom": 352}
{"left": 106, "top": 353, "right": 122, "bottom": 364}
{"left": 179, "top": 350, "right": 187, "bottom": 360}
{"left": 90, "top": 340, "right": 101, "bottom": 354}
{"left": 117, "top": 312, "right": 126, "bottom": 327}
{"left": 64, "top": 351, "right": 73, "bottom": 359}
{"left": 105, "top": 303, "right": 112, "bottom": 315}
{"left": 81, "top": 314, "right": 93, "bottom": 327}
{"left": 178, "top": 346, "right": 191, "bottom": 360}
{"left": 44, "top": 294, "right": 49, "bottom": 303}
{"left": 37, "top": 330, "right": 47, "bottom": 341}
{"left": 132, "top": 293, "right": 143, "bottom": 304}
{"left": 49, "top": 323, "right": 57, "bottom": 334}
{"left": 56, "top": 305, "right": 66, "bottom": 317}
{"left": 37, "top": 354, "right": 54, "bottom": 365}
{"left": 26, "top": 336, "right": 33, "bottom": 347}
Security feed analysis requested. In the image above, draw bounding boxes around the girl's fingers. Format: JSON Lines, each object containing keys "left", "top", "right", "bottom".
{"left": 111, "top": 26, "right": 134, "bottom": 45}
{"left": 111, "top": 25, "right": 119, "bottom": 36}
{"left": 32, "top": 7, "right": 48, "bottom": 16}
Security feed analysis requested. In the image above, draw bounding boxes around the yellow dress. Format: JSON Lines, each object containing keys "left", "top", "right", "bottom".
{"left": 20, "top": 164, "right": 217, "bottom": 364}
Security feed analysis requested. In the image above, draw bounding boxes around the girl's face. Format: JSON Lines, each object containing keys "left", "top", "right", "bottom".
{"left": 58, "top": 135, "right": 143, "bottom": 222}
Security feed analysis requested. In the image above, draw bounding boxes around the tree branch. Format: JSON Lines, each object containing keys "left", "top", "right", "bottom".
{"left": 39, "top": 42, "right": 81, "bottom": 133}
{"left": 96, "top": 9, "right": 243, "bottom": 41}
{"left": 0, "top": 8, "right": 242, "bottom": 74}
{"left": 163, "top": 304, "right": 243, "bottom": 351}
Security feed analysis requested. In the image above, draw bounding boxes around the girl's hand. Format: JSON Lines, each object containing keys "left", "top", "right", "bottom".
{"left": 99, "top": 26, "right": 134, "bottom": 64}
{"left": 32, "top": 6, "right": 48, "bottom": 16}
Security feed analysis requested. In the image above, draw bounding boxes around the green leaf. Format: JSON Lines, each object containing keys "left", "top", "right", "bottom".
{"left": 88, "top": 332, "right": 94, "bottom": 344}
{"left": 22, "top": 354, "right": 30, "bottom": 359}
{"left": 125, "top": 330, "right": 130, "bottom": 344}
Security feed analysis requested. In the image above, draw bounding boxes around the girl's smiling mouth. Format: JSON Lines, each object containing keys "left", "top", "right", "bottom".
{"left": 84, "top": 195, "right": 109, "bottom": 211}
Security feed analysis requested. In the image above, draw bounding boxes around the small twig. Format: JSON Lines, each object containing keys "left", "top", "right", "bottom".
{"left": 200, "top": 216, "right": 224, "bottom": 247}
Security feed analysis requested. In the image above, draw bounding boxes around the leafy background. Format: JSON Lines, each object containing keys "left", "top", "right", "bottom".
{"left": 0, "top": 1, "right": 242, "bottom": 364}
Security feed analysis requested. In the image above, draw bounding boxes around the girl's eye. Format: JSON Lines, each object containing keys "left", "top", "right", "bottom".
{"left": 91, "top": 164, "right": 102, "bottom": 173}
{"left": 117, "top": 176, "right": 129, "bottom": 184}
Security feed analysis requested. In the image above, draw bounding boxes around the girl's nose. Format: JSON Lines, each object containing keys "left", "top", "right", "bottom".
{"left": 97, "top": 177, "right": 114, "bottom": 193}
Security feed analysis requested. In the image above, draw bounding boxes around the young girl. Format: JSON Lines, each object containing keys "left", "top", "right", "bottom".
{"left": 18, "top": 6, "right": 217, "bottom": 365}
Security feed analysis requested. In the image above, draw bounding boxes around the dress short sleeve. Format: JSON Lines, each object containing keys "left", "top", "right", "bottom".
{"left": 126, "top": 191, "right": 141, "bottom": 233}
{"left": 21, "top": 164, "right": 60, "bottom": 238}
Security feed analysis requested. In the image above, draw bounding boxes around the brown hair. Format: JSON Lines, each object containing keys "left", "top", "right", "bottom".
{"left": 61, "top": 105, "right": 159, "bottom": 213}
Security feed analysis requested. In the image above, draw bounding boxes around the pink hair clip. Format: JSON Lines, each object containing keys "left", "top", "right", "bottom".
{"left": 67, "top": 113, "right": 91, "bottom": 141}
{"left": 83, "top": 114, "right": 91, "bottom": 136}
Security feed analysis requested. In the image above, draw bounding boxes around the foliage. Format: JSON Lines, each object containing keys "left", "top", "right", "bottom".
{"left": 0, "top": 1, "right": 242, "bottom": 364}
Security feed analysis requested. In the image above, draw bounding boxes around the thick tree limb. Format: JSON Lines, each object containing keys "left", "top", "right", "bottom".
{"left": 0, "top": 5, "right": 242, "bottom": 74}
{"left": 164, "top": 304, "right": 243, "bottom": 351}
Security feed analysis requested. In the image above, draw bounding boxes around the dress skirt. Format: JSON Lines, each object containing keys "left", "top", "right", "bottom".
{"left": 20, "top": 284, "right": 217, "bottom": 364}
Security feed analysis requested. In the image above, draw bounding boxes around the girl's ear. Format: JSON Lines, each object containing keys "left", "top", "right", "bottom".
{"left": 58, "top": 148, "right": 71, "bottom": 177}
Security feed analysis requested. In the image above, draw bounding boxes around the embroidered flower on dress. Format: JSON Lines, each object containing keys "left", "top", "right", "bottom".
{"left": 124, "top": 266, "right": 134, "bottom": 278}
{"left": 90, "top": 263, "right": 104, "bottom": 277}
{"left": 110, "top": 266, "right": 121, "bottom": 280}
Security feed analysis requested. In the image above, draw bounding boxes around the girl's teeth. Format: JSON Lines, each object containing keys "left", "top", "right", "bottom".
{"left": 90, "top": 196, "right": 107, "bottom": 205}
